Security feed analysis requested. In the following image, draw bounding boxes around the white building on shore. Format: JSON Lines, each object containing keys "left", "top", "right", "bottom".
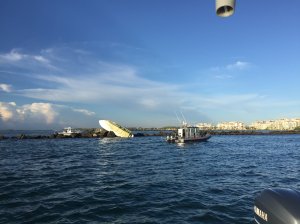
{"left": 196, "top": 123, "right": 214, "bottom": 130}
{"left": 250, "top": 118, "right": 300, "bottom": 130}
{"left": 194, "top": 118, "right": 300, "bottom": 131}
{"left": 216, "top": 121, "right": 246, "bottom": 130}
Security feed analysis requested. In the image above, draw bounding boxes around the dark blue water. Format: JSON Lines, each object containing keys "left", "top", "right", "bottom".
{"left": 1, "top": 135, "right": 300, "bottom": 223}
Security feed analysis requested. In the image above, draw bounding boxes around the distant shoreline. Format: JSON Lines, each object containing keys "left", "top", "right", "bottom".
{"left": 1, "top": 129, "right": 300, "bottom": 140}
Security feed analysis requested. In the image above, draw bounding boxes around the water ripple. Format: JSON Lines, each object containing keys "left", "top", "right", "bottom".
{"left": 1, "top": 135, "right": 300, "bottom": 223}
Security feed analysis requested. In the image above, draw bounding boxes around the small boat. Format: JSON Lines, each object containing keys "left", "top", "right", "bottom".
{"left": 166, "top": 123, "right": 211, "bottom": 143}
{"left": 58, "top": 127, "right": 81, "bottom": 136}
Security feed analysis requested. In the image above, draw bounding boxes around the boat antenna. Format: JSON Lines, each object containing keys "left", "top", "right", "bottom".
{"left": 174, "top": 111, "right": 182, "bottom": 125}
{"left": 180, "top": 111, "right": 188, "bottom": 125}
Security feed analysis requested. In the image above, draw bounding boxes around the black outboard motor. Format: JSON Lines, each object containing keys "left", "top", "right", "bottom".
{"left": 254, "top": 188, "right": 300, "bottom": 224}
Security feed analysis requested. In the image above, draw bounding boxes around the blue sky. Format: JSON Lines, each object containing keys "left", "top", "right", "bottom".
{"left": 0, "top": 0, "right": 300, "bottom": 129}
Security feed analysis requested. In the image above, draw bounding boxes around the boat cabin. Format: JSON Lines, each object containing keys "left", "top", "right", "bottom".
{"left": 178, "top": 127, "right": 202, "bottom": 139}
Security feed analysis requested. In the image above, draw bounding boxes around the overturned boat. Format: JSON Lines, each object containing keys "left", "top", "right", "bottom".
{"left": 166, "top": 123, "right": 211, "bottom": 143}
{"left": 99, "top": 120, "right": 134, "bottom": 138}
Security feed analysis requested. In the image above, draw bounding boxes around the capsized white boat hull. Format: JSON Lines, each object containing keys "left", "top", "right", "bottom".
{"left": 99, "top": 120, "right": 134, "bottom": 138}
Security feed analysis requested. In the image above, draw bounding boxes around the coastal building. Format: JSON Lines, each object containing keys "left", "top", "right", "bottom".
{"left": 196, "top": 123, "right": 214, "bottom": 130}
{"left": 250, "top": 120, "right": 275, "bottom": 130}
{"left": 216, "top": 121, "right": 246, "bottom": 130}
{"left": 250, "top": 118, "right": 300, "bottom": 130}
{"left": 193, "top": 118, "right": 300, "bottom": 131}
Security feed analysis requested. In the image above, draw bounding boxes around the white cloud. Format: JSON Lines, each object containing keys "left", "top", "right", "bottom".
{"left": 0, "top": 83, "right": 12, "bottom": 92}
{"left": 0, "top": 48, "right": 182, "bottom": 114}
{"left": 0, "top": 101, "right": 97, "bottom": 129}
{"left": 33, "top": 55, "right": 49, "bottom": 63}
{"left": 16, "top": 63, "right": 181, "bottom": 111}
{"left": 210, "top": 61, "right": 251, "bottom": 79}
{"left": 17, "top": 103, "right": 58, "bottom": 124}
{"left": 211, "top": 61, "right": 251, "bottom": 72}
{"left": 0, "top": 49, "right": 55, "bottom": 70}
{"left": 72, "top": 108, "right": 95, "bottom": 116}
{"left": 0, "top": 102, "right": 15, "bottom": 121}
{"left": 0, "top": 102, "right": 58, "bottom": 124}
{"left": 0, "top": 49, "right": 24, "bottom": 61}
{"left": 139, "top": 98, "right": 159, "bottom": 109}
{"left": 2, "top": 46, "right": 298, "bottom": 127}
{"left": 215, "top": 75, "right": 233, "bottom": 79}
{"left": 6, "top": 56, "right": 292, "bottom": 126}
{"left": 226, "top": 61, "right": 250, "bottom": 70}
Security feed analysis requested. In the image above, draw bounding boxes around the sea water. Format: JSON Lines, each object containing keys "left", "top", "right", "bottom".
{"left": 1, "top": 135, "right": 300, "bottom": 223}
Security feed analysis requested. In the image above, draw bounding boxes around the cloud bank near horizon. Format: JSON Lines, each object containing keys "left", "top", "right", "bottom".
{"left": 1, "top": 46, "right": 299, "bottom": 128}
{"left": 0, "top": 101, "right": 96, "bottom": 129}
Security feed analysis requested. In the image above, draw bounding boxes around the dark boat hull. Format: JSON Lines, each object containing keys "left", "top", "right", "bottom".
{"left": 167, "top": 134, "right": 211, "bottom": 143}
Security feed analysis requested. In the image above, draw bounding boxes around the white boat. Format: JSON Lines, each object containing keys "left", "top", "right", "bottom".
{"left": 99, "top": 120, "right": 134, "bottom": 138}
{"left": 166, "top": 123, "right": 211, "bottom": 143}
{"left": 58, "top": 127, "right": 81, "bottom": 136}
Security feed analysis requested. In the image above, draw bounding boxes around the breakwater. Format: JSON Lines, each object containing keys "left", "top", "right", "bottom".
{"left": 1, "top": 129, "right": 300, "bottom": 140}
{"left": 0, "top": 129, "right": 170, "bottom": 140}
